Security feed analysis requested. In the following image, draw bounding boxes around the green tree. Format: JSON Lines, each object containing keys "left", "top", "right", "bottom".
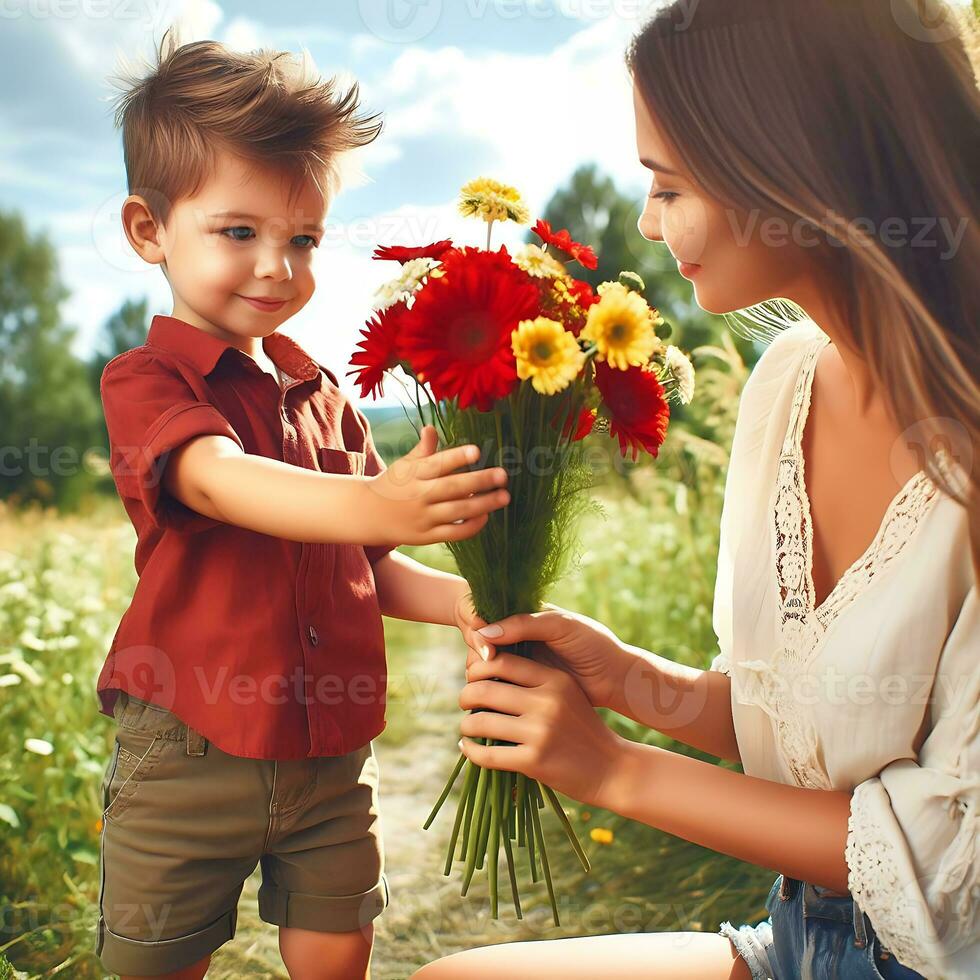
{"left": 0, "top": 210, "right": 104, "bottom": 509}
{"left": 86, "top": 296, "right": 150, "bottom": 391}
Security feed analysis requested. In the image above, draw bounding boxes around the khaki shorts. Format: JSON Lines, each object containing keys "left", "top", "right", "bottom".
{"left": 96, "top": 691, "right": 389, "bottom": 977}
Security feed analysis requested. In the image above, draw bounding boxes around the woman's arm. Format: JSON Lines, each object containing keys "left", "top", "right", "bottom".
{"left": 604, "top": 737, "right": 852, "bottom": 893}
{"left": 459, "top": 651, "right": 851, "bottom": 894}
{"left": 609, "top": 643, "right": 741, "bottom": 764}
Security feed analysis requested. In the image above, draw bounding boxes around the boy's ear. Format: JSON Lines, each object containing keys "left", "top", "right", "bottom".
{"left": 121, "top": 194, "right": 167, "bottom": 266}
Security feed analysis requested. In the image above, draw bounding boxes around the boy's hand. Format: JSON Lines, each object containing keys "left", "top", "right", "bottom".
{"left": 367, "top": 426, "right": 509, "bottom": 545}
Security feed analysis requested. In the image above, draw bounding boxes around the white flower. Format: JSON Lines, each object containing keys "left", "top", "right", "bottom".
{"left": 25, "top": 737, "right": 53, "bottom": 756}
{"left": 513, "top": 243, "right": 567, "bottom": 279}
{"left": 665, "top": 345, "right": 696, "bottom": 405}
{"left": 372, "top": 257, "right": 440, "bottom": 311}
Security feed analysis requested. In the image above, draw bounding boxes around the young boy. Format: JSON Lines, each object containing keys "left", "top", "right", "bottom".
{"left": 95, "top": 29, "right": 507, "bottom": 980}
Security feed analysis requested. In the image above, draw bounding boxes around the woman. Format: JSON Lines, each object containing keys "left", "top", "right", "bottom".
{"left": 412, "top": 1, "right": 978, "bottom": 977}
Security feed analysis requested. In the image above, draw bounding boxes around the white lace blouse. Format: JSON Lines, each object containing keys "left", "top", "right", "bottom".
{"left": 707, "top": 319, "right": 978, "bottom": 979}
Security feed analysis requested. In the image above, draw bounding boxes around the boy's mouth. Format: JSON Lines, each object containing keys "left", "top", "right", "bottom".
{"left": 237, "top": 294, "right": 288, "bottom": 312}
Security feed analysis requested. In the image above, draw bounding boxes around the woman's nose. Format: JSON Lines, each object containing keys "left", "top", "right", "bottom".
{"left": 637, "top": 210, "right": 663, "bottom": 243}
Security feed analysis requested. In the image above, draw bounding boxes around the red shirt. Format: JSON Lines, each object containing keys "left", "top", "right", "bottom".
{"left": 97, "top": 313, "right": 396, "bottom": 760}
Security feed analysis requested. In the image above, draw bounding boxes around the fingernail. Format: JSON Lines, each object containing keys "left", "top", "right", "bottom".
{"left": 478, "top": 624, "right": 503, "bottom": 638}
{"left": 479, "top": 646, "right": 490, "bottom": 661}
{"left": 457, "top": 737, "right": 465, "bottom": 750}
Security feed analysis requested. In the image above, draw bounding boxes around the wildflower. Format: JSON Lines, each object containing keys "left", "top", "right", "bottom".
{"left": 512, "top": 317, "right": 585, "bottom": 395}
{"left": 581, "top": 282, "right": 659, "bottom": 370}
{"left": 458, "top": 177, "right": 529, "bottom": 225}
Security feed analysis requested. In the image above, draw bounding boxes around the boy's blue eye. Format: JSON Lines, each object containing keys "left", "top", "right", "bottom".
{"left": 219, "top": 227, "right": 318, "bottom": 248}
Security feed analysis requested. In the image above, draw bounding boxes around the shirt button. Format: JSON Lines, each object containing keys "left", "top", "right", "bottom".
{"left": 308, "top": 624, "right": 319, "bottom": 646}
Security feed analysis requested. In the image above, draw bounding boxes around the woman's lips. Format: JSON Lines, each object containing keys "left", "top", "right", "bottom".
{"left": 677, "top": 262, "right": 702, "bottom": 279}
{"left": 239, "top": 295, "right": 287, "bottom": 312}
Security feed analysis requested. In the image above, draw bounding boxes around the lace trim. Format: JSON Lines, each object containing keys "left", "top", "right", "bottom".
{"left": 761, "top": 334, "right": 940, "bottom": 788}
{"left": 845, "top": 781, "right": 929, "bottom": 973}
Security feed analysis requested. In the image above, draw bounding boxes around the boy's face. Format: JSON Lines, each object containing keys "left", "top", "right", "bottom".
{"left": 150, "top": 148, "right": 329, "bottom": 345}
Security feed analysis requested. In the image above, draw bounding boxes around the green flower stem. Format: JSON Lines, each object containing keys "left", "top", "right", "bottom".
{"left": 475, "top": 768, "right": 495, "bottom": 870}
{"left": 525, "top": 788, "right": 539, "bottom": 884}
{"left": 541, "top": 783, "right": 591, "bottom": 874}
{"left": 458, "top": 752, "right": 479, "bottom": 861}
{"left": 529, "top": 780, "right": 560, "bottom": 927}
{"left": 516, "top": 772, "right": 527, "bottom": 846}
{"left": 424, "top": 751, "right": 467, "bottom": 830}
{"left": 488, "top": 768, "right": 501, "bottom": 918}
{"left": 442, "top": 758, "right": 478, "bottom": 876}
{"left": 499, "top": 782, "right": 523, "bottom": 918}
{"left": 461, "top": 761, "right": 490, "bottom": 895}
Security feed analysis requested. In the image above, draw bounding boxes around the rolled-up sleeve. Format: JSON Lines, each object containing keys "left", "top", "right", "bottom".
{"left": 100, "top": 351, "right": 244, "bottom": 533}
{"left": 845, "top": 584, "right": 979, "bottom": 979}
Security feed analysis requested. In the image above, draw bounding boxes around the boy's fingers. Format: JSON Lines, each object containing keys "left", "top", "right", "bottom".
{"left": 430, "top": 513, "right": 489, "bottom": 541}
{"left": 427, "top": 468, "right": 508, "bottom": 503}
{"left": 404, "top": 425, "right": 438, "bottom": 459}
{"left": 418, "top": 444, "right": 481, "bottom": 479}
{"left": 430, "top": 491, "right": 509, "bottom": 526}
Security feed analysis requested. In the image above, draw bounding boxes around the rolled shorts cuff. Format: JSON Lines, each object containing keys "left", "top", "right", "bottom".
{"left": 96, "top": 905, "right": 237, "bottom": 977}
{"left": 718, "top": 918, "right": 775, "bottom": 980}
{"left": 257, "top": 872, "right": 390, "bottom": 933}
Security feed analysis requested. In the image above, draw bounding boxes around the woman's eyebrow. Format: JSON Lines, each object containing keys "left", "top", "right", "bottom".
{"left": 639, "top": 158, "right": 682, "bottom": 177}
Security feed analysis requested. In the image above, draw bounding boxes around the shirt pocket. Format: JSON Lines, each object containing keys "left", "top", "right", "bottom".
{"left": 318, "top": 447, "right": 367, "bottom": 476}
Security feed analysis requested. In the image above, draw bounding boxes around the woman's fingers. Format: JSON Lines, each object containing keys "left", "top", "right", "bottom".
{"left": 458, "top": 676, "right": 528, "bottom": 715}
{"left": 476, "top": 608, "right": 567, "bottom": 646}
{"left": 464, "top": 651, "right": 551, "bottom": 688}
{"left": 458, "top": 738, "right": 522, "bottom": 772}
{"left": 459, "top": 711, "right": 529, "bottom": 743}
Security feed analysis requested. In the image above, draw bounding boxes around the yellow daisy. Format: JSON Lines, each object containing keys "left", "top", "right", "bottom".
{"left": 512, "top": 317, "right": 585, "bottom": 395}
{"left": 458, "top": 177, "right": 530, "bottom": 225}
{"left": 581, "top": 281, "right": 659, "bottom": 370}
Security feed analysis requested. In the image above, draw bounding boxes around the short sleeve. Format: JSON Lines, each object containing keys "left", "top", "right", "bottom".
{"left": 356, "top": 409, "right": 398, "bottom": 566}
{"left": 844, "top": 584, "right": 980, "bottom": 978}
{"left": 100, "top": 351, "right": 244, "bottom": 533}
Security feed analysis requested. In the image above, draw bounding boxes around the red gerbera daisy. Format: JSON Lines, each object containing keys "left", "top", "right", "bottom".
{"left": 372, "top": 240, "right": 455, "bottom": 263}
{"left": 594, "top": 360, "right": 670, "bottom": 461}
{"left": 346, "top": 301, "right": 408, "bottom": 400}
{"left": 400, "top": 246, "right": 541, "bottom": 411}
{"left": 532, "top": 219, "right": 599, "bottom": 270}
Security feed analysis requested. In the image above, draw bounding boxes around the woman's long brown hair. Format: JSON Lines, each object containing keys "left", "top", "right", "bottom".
{"left": 628, "top": 0, "right": 980, "bottom": 583}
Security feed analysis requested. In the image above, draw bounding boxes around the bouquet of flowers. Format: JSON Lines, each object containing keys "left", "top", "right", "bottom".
{"left": 348, "top": 177, "right": 695, "bottom": 925}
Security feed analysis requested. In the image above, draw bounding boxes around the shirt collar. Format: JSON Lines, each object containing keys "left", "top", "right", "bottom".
{"left": 146, "top": 314, "right": 321, "bottom": 382}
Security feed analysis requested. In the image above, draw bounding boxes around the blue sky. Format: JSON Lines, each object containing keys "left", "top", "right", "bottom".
{"left": 0, "top": 0, "right": 663, "bottom": 407}
{"left": 1, "top": 0, "right": 971, "bottom": 408}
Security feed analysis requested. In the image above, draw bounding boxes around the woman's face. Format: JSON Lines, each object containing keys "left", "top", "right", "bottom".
{"left": 632, "top": 80, "right": 809, "bottom": 315}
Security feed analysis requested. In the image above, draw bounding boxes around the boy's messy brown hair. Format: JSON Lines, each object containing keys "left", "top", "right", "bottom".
{"left": 107, "top": 25, "right": 382, "bottom": 226}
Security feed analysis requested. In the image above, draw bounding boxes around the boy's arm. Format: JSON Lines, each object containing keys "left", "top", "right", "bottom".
{"left": 370, "top": 550, "right": 470, "bottom": 626}
{"left": 165, "top": 430, "right": 508, "bottom": 547}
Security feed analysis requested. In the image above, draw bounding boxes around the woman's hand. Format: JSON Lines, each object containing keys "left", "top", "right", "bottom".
{"left": 456, "top": 601, "right": 633, "bottom": 711}
{"left": 457, "top": 652, "right": 630, "bottom": 809}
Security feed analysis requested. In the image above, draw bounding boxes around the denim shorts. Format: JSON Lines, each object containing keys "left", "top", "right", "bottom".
{"left": 717, "top": 874, "right": 927, "bottom": 979}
